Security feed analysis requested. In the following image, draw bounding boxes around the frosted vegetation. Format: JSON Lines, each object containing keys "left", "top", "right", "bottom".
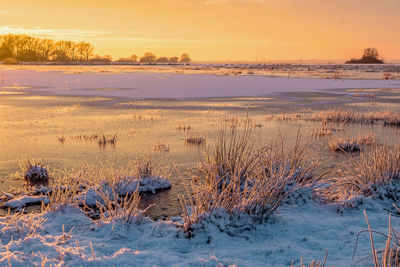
{"left": 1, "top": 68, "right": 400, "bottom": 265}
{"left": 1, "top": 118, "right": 400, "bottom": 266}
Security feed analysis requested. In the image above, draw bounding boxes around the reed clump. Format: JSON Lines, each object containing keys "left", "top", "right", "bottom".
{"left": 266, "top": 108, "right": 400, "bottom": 126}
{"left": 185, "top": 132, "right": 206, "bottom": 145}
{"left": 328, "top": 133, "right": 376, "bottom": 153}
{"left": 179, "top": 120, "right": 317, "bottom": 231}
{"left": 362, "top": 211, "right": 400, "bottom": 267}
{"left": 318, "top": 143, "right": 400, "bottom": 203}
{"left": 310, "top": 122, "right": 341, "bottom": 137}
{"left": 98, "top": 133, "right": 117, "bottom": 146}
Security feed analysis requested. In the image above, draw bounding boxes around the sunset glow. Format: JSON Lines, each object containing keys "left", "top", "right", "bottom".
{"left": 1, "top": 0, "right": 399, "bottom": 61}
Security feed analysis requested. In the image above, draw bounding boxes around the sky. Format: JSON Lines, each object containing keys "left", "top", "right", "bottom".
{"left": 0, "top": 0, "right": 399, "bottom": 62}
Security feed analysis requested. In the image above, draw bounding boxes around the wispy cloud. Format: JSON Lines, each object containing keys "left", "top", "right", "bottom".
{"left": 205, "top": 0, "right": 265, "bottom": 5}
{"left": 0, "top": 26, "right": 108, "bottom": 39}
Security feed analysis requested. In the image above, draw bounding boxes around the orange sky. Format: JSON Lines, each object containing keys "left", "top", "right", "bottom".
{"left": 1, "top": 0, "right": 399, "bottom": 61}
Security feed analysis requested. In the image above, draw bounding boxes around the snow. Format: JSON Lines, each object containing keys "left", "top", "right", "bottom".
{"left": 0, "top": 194, "right": 394, "bottom": 266}
{"left": 2, "top": 195, "right": 49, "bottom": 209}
{"left": 77, "top": 176, "right": 171, "bottom": 207}
{"left": 1, "top": 69, "right": 399, "bottom": 100}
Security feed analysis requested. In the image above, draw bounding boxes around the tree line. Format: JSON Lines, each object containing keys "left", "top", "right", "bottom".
{"left": 0, "top": 34, "right": 191, "bottom": 64}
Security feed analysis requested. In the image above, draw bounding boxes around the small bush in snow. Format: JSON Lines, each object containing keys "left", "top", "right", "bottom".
{"left": 22, "top": 159, "right": 49, "bottom": 182}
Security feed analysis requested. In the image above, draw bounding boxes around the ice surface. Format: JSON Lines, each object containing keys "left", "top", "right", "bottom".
{"left": 1, "top": 69, "right": 399, "bottom": 100}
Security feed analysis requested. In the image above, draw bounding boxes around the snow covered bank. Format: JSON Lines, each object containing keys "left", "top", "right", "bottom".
{"left": 0, "top": 197, "right": 392, "bottom": 266}
{"left": 1, "top": 69, "right": 399, "bottom": 100}
{"left": 2, "top": 195, "right": 49, "bottom": 209}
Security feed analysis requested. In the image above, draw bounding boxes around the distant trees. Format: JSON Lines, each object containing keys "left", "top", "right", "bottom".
{"left": 0, "top": 34, "right": 192, "bottom": 64}
{"left": 179, "top": 53, "right": 191, "bottom": 63}
{"left": 139, "top": 52, "right": 157, "bottom": 63}
{"left": 169, "top": 56, "right": 179, "bottom": 63}
{"left": 130, "top": 54, "right": 138, "bottom": 62}
{"left": 90, "top": 54, "right": 112, "bottom": 63}
{"left": 139, "top": 52, "right": 191, "bottom": 64}
{"left": 0, "top": 34, "right": 95, "bottom": 62}
{"left": 345, "top": 47, "right": 384, "bottom": 64}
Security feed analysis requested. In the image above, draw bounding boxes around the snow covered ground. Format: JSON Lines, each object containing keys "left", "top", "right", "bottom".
{"left": 1, "top": 69, "right": 399, "bottom": 100}
{"left": 0, "top": 195, "right": 392, "bottom": 266}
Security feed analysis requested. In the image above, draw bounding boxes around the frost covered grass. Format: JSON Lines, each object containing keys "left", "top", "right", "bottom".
{"left": 328, "top": 132, "right": 376, "bottom": 153}
{"left": 180, "top": 120, "right": 318, "bottom": 231}
{"left": 319, "top": 143, "right": 400, "bottom": 203}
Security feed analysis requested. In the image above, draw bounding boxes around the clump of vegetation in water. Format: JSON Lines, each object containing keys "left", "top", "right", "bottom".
{"left": 22, "top": 159, "right": 50, "bottom": 182}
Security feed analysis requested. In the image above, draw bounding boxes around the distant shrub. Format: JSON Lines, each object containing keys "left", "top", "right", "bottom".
{"left": 345, "top": 48, "right": 384, "bottom": 64}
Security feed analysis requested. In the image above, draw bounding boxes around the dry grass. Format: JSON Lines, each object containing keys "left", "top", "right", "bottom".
{"left": 0, "top": 209, "right": 47, "bottom": 245}
{"left": 96, "top": 187, "right": 150, "bottom": 224}
{"left": 69, "top": 133, "right": 118, "bottom": 145}
{"left": 328, "top": 133, "right": 376, "bottom": 153}
{"left": 185, "top": 132, "right": 206, "bottom": 145}
{"left": 154, "top": 142, "right": 170, "bottom": 152}
{"left": 176, "top": 124, "right": 192, "bottom": 132}
{"left": 56, "top": 135, "right": 66, "bottom": 143}
{"left": 362, "top": 211, "right": 400, "bottom": 267}
{"left": 70, "top": 133, "right": 99, "bottom": 141}
{"left": 265, "top": 113, "right": 303, "bottom": 121}
{"left": 310, "top": 122, "right": 341, "bottom": 137}
{"left": 98, "top": 133, "right": 118, "bottom": 146}
{"left": 266, "top": 108, "right": 400, "bottom": 127}
{"left": 291, "top": 250, "right": 328, "bottom": 267}
{"left": 179, "top": 120, "right": 317, "bottom": 231}
{"left": 318, "top": 143, "right": 400, "bottom": 203}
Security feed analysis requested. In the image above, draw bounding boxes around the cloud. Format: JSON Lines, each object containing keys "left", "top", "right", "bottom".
{"left": 0, "top": 26, "right": 108, "bottom": 39}
{"left": 205, "top": 0, "right": 265, "bottom": 5}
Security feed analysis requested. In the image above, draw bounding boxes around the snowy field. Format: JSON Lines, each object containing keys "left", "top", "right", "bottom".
{"left": 1, "top": 67, "right": 400, "bottom": 266}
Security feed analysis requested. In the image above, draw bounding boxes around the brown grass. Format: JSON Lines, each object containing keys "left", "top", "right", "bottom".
{"left": 154, "top": 142, "right": 170, "bottom": 152}
{"left": 266, "top": 108, "right": 400, "bottom": 126}
{"left": 185, "top": 132, "right": 206, "bottom": 145}
{"left": 291, "top": 250, "right": 328, "bottom": 267}
{"left": 310, "top": 122, "right": 341, "bottom": 137}
{"left": 318, "top": 143, "right": 400, "bottom": 203}
{"left": 328, "top": 133, "right": 376, "bottom": 153}
{"left": 98, "top": 133, "right": 117, "bottom": 146}
{"left": 363, "top": 211, "right": 400, "bottom": 267}
{"left": 179, "top": 120, "right": 317, "bottom": 231}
